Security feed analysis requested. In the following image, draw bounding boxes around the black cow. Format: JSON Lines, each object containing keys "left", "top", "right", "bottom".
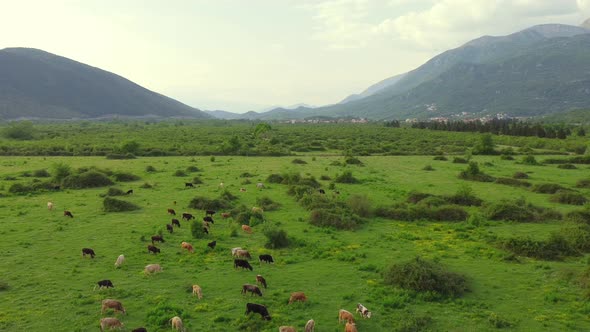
{"left": 166, "top": 224, "right": 174, "bottom": 233}
{"left": 259, "top": 254, "right": 274, "bottom": 264}
{"left": 151, "top": 235, "right": 165, "bottom": 244}
{"left": 131, "top": 328, "right": 147, "bottom": 332}
{"left": 126, "top": 189, "right": 134, "bottom": 195}
{"left": 53, "top": 185, "right": 61, "bottom": 191}
{"left": 234, "top": 259, "right": 253, "bottom": 271}
{"left": 64, "top": 210, "right": 74, "bottom": 218}
{"left": 245, "top": 303, "right": 271, "bottom": 320}
{"left": 182, "top": 213, "right": 194, "bottom": 221}
{"left": 171, "top": 219, "right": 181, "bottom": 227}
{"left": 206, "top": 210, "right": 216, "bottom": 216}
{"left": 242, "top": 284, "right": 262, "bottom": 296}
{"left": 185, "top": 182, "right": 194, "bottom": 188}
{"left": 203, "top": 216, "right": 214, "bottom": 224}
{"left": 147, "top": 245, "right": 160, "bottom": 254}
{"left": 95, "top": 279, "right": 114, "bottom": 290}
{"left": 208, "top": 241, "right": 217, "bottom": 250}
{"left": 167, "top": 208, "right": 176, "bottom": 215}
{"left": 203, "top": 227, "right": 209, "bottom": 234}
{"left": 318, "top": 189, "right": 326, "bottom": 194}
{"left": 82, "top": 248, "right": 95, "bottom": 258}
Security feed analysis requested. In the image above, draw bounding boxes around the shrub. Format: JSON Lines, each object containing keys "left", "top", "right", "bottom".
{"left": 145, "top": 165, "right": 157, "bottom": 172}
{"left": 106, "top": 153, "right": 136, "bottom": 159}
{"left": 484, "top": 200, "right": 536, "bottom": 222}
{"left": 383, "top": 256, "right": 467, "bottom": 297}
{"left": 488, "top": 312, "right": 513, "bottom": 328}
{"left": 266, "top": 173, "right": 284, "bottom": 183}
{"left": 103, "top": 197, "right": 140, "bottom": 212}
{"left": 192, "top": 176, "right": 203, "bottom": 184}
{"left": 309, "top": 208, "right": 362, "bottom": 230}
{"left": 345, "top": 157, "right": 364, "bottom": 165}
{"left": 106, "top": 187, "right": 126, "bottom": 196}
{"left": 334, "top": 171, "right": 359, "bottom": 184}
{"left": 495, "top": 177, "right": 531, "bottom": 187}
{"left": 429, "top": 205, "right": 469, "bottom": 221}
{"left": 395, "top": 313, "right": 433, "bottom": 332}
{"left": 521, "top": 155, "right": 539, "bottom": 165}
{"left": 33, "top": 169, "right": 50, "bottom": 177}
{"left": 422, "top": 165, "right": 434, "bottom": 171}
{"left": 140, "top": 182, "right": 154, "bottom": 189}
{"left": 452, "top": 157, "right": 468, "bottom": 164}
{"left": 500, "top": 154, "right": 514, "bottom": 160}
{"left": 500, "top": 234, "right": 577, "bottom": 260}
{"left": 558, "top": 164, "right": 577, "bottom": 170}
{"left": 146, "top": 302, "right": 186, "bottom": 327}
{"left": 8, "top": 183, "right": 33, "bottom": 194}
{"left": 62, "top": 171, "right": 114, "bottom": 189}
{"left": 445, "top": 186, "right": 483, "bottom": 206}
{"left": 406, "top": 191, "right": 432, "bottom": 204}
{"left": 531, "top": 183, "right": 566, "bottom": 194}
{"left": 189, "top": 196, "right": 232, "bottom": 211}
{"left": 186, "top": 165, "right": 200, "bottom": 172}
{"left": 52, "top": 162, "right": 71, "bottom": 183}
{"left": 173, "top": 170, "right": 187, "bottom": 177}
{"left": 566, "top": 208, "right": 590, "bottom": 224}
{"left": 256, "top": 196, "right": 281, "bottom": 211}
{"left": 113, "top": 172, "right": 140, "bottom": 182}
{"left": 292, "top": 158, "right": 307, "bottom": 164}
{"left": 458, "top": 162, "right": 494, "bottom": 182}
{"left": 513, "top": 172, "right": 529, "bottom": 179}
{"left": 347, "top": 194, "right": 372, "bottom": 217}
{"left": 550, "top": 191, "right": 588, "bottom": 205}
{"left": 575, "top": 179, "right": 590, "bottom": 188}
{"left": 263, "top": 227, "right": 290, "bottom": 249}
{"left": 560, "top": 224, "right": 590, "bottom": 252}
{"left": 433, "top": 156, "right": 447, "bottom": 161}
{"left": 191, "top": 219, "right": 209, "bottom": 239}
{"left": 320, "top": 175, "right": 331, "bottom": 181}
{"left": 0, "top": 281, "right": 8, "bottom": 291}
{"left": 240, "top": 172, "right": 255, "bottom": 178}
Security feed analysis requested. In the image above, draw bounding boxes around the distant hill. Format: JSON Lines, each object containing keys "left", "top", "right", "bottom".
{"left": 582, "top": 18, "right": 590, "bottom": 29}
{"left": 0, "top": 48, "right": 209, "bottom": 120}
{"left": 339, "top": 73, "right": 406, "bottom": 104}
{"left": 540, "top": 109, "right": 590, "bottom": 124}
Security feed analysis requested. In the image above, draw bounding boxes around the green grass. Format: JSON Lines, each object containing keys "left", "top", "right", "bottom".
{"left": 0, "top": 155, "right": 589, "bottom": 331}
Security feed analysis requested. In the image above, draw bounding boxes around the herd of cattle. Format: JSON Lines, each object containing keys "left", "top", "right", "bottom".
{"left": 52, "top": 180, "right": 371, "bottom": 331}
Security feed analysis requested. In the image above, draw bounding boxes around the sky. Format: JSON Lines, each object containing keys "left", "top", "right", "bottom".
{"left": 1, "top": 0, "right": 589, "bottom": 113}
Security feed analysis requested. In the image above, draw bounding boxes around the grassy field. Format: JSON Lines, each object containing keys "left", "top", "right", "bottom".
{"left": 0, "top": 155, "right": 589, "bottom": 331}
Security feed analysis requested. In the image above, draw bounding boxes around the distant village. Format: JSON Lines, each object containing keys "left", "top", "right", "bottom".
{"left": 279, "top": 112, "right": 520, "bottom": 124}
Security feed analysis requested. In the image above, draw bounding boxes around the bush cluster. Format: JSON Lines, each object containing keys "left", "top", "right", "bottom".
{"left": 495, "top": 177, "right": 531, "bottom": 187}
{"left": 103, "top": 197, "right": 140, "bottom": 212}
{"left": 550, "top": 191, "right": 588, "bottom": 205}
{"left": 189, "top": 191, "right": 236, "bottom": 211}
{"left": 531, "top": 183, "right": 566, "bottom": 194}
{"left": 263, "top": 227, "right": 290, "bottom": 249}
{"left": 500, "top": 234, "right": 578, "bottom": 260}
{"left": 557, "top": 164, "right": 577, "bottom": 169}
{"left": 334, "top": 171, "right": 359, "bottom": 184}
{"left": 256, "top": 196, "right": 281, "bottom": 211}
{"left": 113, "top": 172, "right": 140, "bottom": 182}
{"left": 513, "top": 171, "right": 529, "bottom": 179}
{"left": 484, "top": 199, "right": 561, "bottom": 222}
{"left": 458, "top": 162, "right": 494, "bottom": 182}
{"left": 575, "top": 179, "right": 590, "bottom": 188}
{"left": 106, "top": 187, "right": 126, "bottom": 196}
{"left": 375, "top": 203, "right": 468, "bottom": 222}
{"left": 62, "top": 170, "right": 114, "bottom": 189}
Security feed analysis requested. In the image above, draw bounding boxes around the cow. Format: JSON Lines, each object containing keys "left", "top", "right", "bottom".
{"left": 170, "top": 316, "right": 185, "bottom": 332}
{"left": 181, "top": 241, "right": 194, "bottom": 253}
{"left": 47, "top": 201, "right": 54, "bottom": 211}
{"left": 171, "top": 219, "right": 181, "bottom": 227}
{"left": 99, "top": 317, "right": 123, "bottom": 331}
{"left": 131, "top": 328, "right": 147, "bottom": 332}
{"left": 288, "top": 292, "right": 307, "bottom": 304}
{"left": 53, "top": 185, "right": 61, "bottom": 191}
{"left": 206, "top": 210, "right": 216, "bottom": 216}
{"left": 241, "top": 225, "right": 253, "bottom": 234}
{"left": 147, "top": 245, "right": 160, "bottom": 254}
{"left": 221, "top": 212, "right": 231, "bottom": 219}
{"left": 64, "top": 210, "right": 74, "bottom": 218}
{"left": 338, "top": 309, "right": 355, "bottom": 324}
{"left": 207, "top": 240, "right": 217, "bottom": 250}
{"left": 235, "top": 249, "right": 252, "bottom": 259}
{"left": 192, "top": 284, "right": 203, "bottom": 299}
{"left": 318, "top": 189, "right": 326, "bottom": 194}
{"left": 240, "top": 188, "right": 247, "bottom": 192}
{"left": 185, "top": 182, "right": 194, "bottom": 188}
{"left": 114, "top": 254, "right": 125, "bottom": 268}
{"left": 259, "top": 254, "right": 274, "bottom": 264}
{"left": 242, "top": 284, "right": 262, "bottom": 296}
{"left": 94, "top": 279, "right": 114, "bottom": 290}
{"left": 151, "top": 235, "right": 165, "bottom": 244}
{"left": 234, "top": 259, "right": 253, "bottom": 271}
{"left": 245, "top": 303, "right": 271, "bottom": 320}
{"left": 144, "top": 264, "right": 162, "bottom": 274}
{"left": 82, "top": 248, "right": 96, "bottom": 258}
{"left": 203, "top": 216, "right": 214, "bottom": 224}
{"left": 251, "top": 207, "right": 263, "bottom": 214}
{"left": 182, "top": 213, "right": 194, "bottom": 221}
{"left": 231, "top": 247, "right": 243, "bottom": 256}
{"left": 256, "top": 182, "right": 265, "bottom": 189}
{"left": 256, "top": 275, "right": 267, "bottom": 289}
{"left": 101, "top": 299, "right": 126, "bottom": 315}
{"left": 345, "top": 322, "right": 358, "bottom": 332}
{"left": 279, "top": 327, "right": 296, "bottom": 332}
{"left": 166, "top": 224, "right": 174, "bottom": 233}
{"left": 203, "top": 227, "right": 209, "bottom": 234}
{"left": 305, "top": 319, "right": 315, "bottom": 332}
{"left": 126, "top": 189, "right": 133, "bottom": 195}
{"left": 356, "top": 303, "right": 372, "bottom": 319}
{"left": 167, "top": 208, "right": 176, "bottom": 215}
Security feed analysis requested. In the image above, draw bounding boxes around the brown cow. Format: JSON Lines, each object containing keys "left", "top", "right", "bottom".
{"left": 192, "top": 284, "right": 203, "bottom": 299}
{"left": 242, "top": 284, "right": 263, "bottom": 296}
{"left": 167, "top": 208, "right": 176, "bottom": 215}
{"left": 99, "top": 317, "right": 123, "bottom": 331}
{"left": 279, "top": 327, "right": 296, "bottom": 332}
{"left": 241, "top": 225, "right": 252, "bottom": 234}
{"left": 235, "top": 249, "right": 252, "bottom": 259}
{"left": 101, "top": 299, "right": 126, "bottom": 315}
{"left": 256, "top": 275, "right": 268, "bottom": 289}
{"left": 338, "top": 309, "right": 355, "bottom": 324}
{"left": 144, "top": 264, "right": 162, "bottom": 275}
{"left": 345, "top": 322, "right": 358, "bottom": 332}
{"left": 181, "top": 242, "right": 194, "bottom": 253}
{"left": 64, "top": 210, "right": 74, "bottom": 218}
{"left": 170, "top": 316, "right": 185, "bottom": 332}
{"left": 221, "top": 212, "right": 231, "bottom": 219}
{"left": 288, "top": 292, "right": 307, "bottom": 304}
{"left": 305, "top": 319, "right": 315, "bottom": 332}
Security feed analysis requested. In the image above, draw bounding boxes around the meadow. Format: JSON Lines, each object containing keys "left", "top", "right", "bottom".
{"left": 0, "top": 147, "right": 589, "bottom": 331}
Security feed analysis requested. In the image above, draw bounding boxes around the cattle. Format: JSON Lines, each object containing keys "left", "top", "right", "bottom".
{"left": 279, "top": 327, "right": 296, "bottom": 332}
{"left": 318, "top": 189, "right": 326, "bottom": 194}
{"left": 256, "top": 275, "right": 267, "bottom": 289}
{"left": 241, "top": 225, "right": 253, "bottom": 234}
{"left": 192, "top": 284, "right": 203, "bottom": 299}
{"left": 170, "top": 316, "right": 185, "bottom": 332}
{"left": 234, "top": 259, "right": 253, "bottom": 271}
{"left": 185, "top": 182, "right": 194, "bottom": 188}
{"left": 144, "top": 264, "right": 162, "bottom": 274}
{"left": 151, "top": 235, "right": 165, "bottom": 244}
{"left": 94, "top": 279, "right": 114, "bottom": 290}
{"left": 206, "top": 210, "right": 216, "bottom": 216}
{"left": 99, "top": 317, "right": 123, "bottom": 331}
{"left": 114, "top": 254, "right": 125, "bottom": 268}
{"left": 171, "top": 219, "right": 181, "bottom": 227}
{"left": 203, "top": 216, "right": 214, "bottom": 224}
{"left": 221, "top": 212, "right": 231, "bottom": 219}
{"left": 82, "top": 248, "right": 96, "bottom": 258}
{"left": 167, "top": 208, "right": 176, "bottom": 215}
{"left": 64, "top": 210, "right": 74, "bottom": 218}
{"left": 203, "top": 227, "right": 209, "bottom": 234}
{"left": 338, "top": 309, "right": 355, "bottom": 324}
{"left": 231, "top": 247, "right": 243, "bottom": 256}
{"left": 288, "top": 292, "right": 307, "bottom": 304}
{"left": 53, "top": 185, "right": 61, "bottom": 191}
{"left": 345, "top": 322, "right": 358, "bottom": 332}
{"left": 101, "top": 299, "right": 126, "bottom": 315}
{"left": 305, "top": 319, "right": 315, "bottom": 332}
{"left": 259, "top": 254, "right": 274, "bottom": 264}
{"left": 207, "top": 240, "right": 217, "bottom": 250}
{"left": 181, "top": 242, "right": 194, "bottom": 253}
{"left": 242, "top": 284, "right": 263, "bottom": 296}
{"left": 165, "top": 224, "right": 173, "bottom": 233}
{"left": 126, "top": 189, "right": 133, "bottom": 195}
{"left": 356, "top": 303, "right": 372, "bottom": 319}
{"left": 131, "top": 328, "right": 147, "bottom": 332}
{"left": 240, "top": 188, "right": 247, "bottom": 192}
{"left": 256, "top": 182, "right": 265, "bottom": 189}
{"left": 147, "top": 245, "right": 160, "bottom": 254}
{"left": 47, "top": 201, "right": 54, "bottom": 211}
{"left": 245, "top": 303, "right": 271, "bottom": 320}
{"left": 251, "top": 206, "right": 263, "bottom": 214}
{"left": 182, "top": 213, "right": 194, "bottom": 221}
{"left": 235, "top": 249, "right": 252, "bottom": 259}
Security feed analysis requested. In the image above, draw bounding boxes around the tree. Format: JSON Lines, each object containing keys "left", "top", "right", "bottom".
{"left": 2, "top": 121, "right": 35, "bottom": 140}
{"left": 473, "top": 134, "right": 495, "bottom": 155}
{"left": 120, "top": 140, "right": 140, "bottom": 154}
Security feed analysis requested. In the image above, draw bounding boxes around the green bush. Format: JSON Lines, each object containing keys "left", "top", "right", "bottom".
{"left": 309, "top": 208, "right": 362, "bottom": 230}
{"left": 191, "top": 220, "right": 209, "bottom": 239}
{"left": 566, "top": 208, "right": 590, "bottom": 224}
{"left": 146, "top": 302, "right": 187, "bottom": 327}
{"left": 192, "top": 176, "right": 203, "bottom": 184}
{"left": 173, "top": 170, "right": 187, "bottom": 177}
{"left": 521, "top": 155, "right": 539, "bottom": 165}
{"left": 347, "top": 194, "right": 372, "bottom": 217}
{"left": 452, "top": 157, "right": 468, "bottom": 164}
{"left": 495, "top": 177, "right": 531, "bottom": 187}
{"left": 422, "top": 165, "right": 434, "bottom": 171}
{"left": 145, "top": 165, "right": 157, "bottom": 172}
{"left": 500, "top": 234, "right": 577, "bottom": 260}
{"left": 106, "top": 187, "right": 126, "bottom": 196}
{"left": 292, "top": 158, "right": 307, "bottom": 164}
{"left": 458, "top": 162, "right": 495, "bottom": 182}
{"left": 500, "top": 154, "right": 514, "bottom": 160}
{"left": 334, "top": 171, "right": 359, "bottom": 184}
{"left": 186, "top": 165, "right": 200, "bottom": 172}
{"left": 266, "top": 173, "right": 284, "bottom": 183}
{"left": 445, "top": 186, "right": 483, "bottom": 206}
{"left": 531, "top": 183, "right": 566, "bottom": 194}
{"left": 105, "top": 153, "right": 136, "bottom": 159}
{"left": 430, "top": 205, "right": 469, "bottom": 221}
{"left": 575, "top": 179, "right": 590, "bottom": 188}
{"left": 263, "top": 227, "right": 290, "bottom": 249}
{"left": 406, "top": 191, "right": 432, "bottom": 204}
{"left": 557, "top": 164, "right": 577, "bottom": 169}
{"left": 433, "top": 156, "right": 448, "bottom": 161}
{"left": 8, "top": 183, "right": 33, "bottom": 194}
{"left": 320, "top": 175, "right": 331, "bottom": 181}
{"left": 513, "top": 172, "right": 529, "bottom": 179}
{"left": 32, "top": 169, "right": 50, "bottom": 177}
{"left": 256, "top": 196, "right": 281, "bottom": 211}
{"left": 62, "top": 171, "right": 113, "bottom": 189}
{"left": 484, "top": 200, "right": 536, "bottom": 222}
{"left": 345, "top": 157, "right": 364, "bottom": 165}
{"left": 103, "top": 197, "right": 140, "bottom": 212}
{"left": 52, "top": 162, "right": 71, "bottom": 183}
{"left": 240, "top": 172, "right": 255, "bottom": 178}
{"left": 188, "top": 196, "right": 232, "bottom": 211}
{"left": 550, "top": 191, "right": 588, "bottom": 205}
{"left": 113, "top": 172, "right": 140, "bottom": 182}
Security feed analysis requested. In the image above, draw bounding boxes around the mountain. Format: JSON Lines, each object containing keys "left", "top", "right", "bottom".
{"left": 203, "top": 110, "right": 246, "bottom": 120}
{"left": 339, "top": 73, "right": 405, "bottom": 104}
{"left": 206, "top": 103, "right": 317, "bottom": 120}
{"left": 582, "top": 18, "right": 590, "bottom": 29}
{"left": 0, "top": 48, "right": 210, "bottom": 120}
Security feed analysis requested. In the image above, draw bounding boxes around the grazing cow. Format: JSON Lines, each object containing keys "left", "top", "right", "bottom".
{"left": 338, "top": 309, "right": 355, "bottom": 324}
{"left": 256, "top": 275, "right": 267, "bottom": 289}
{"left": 206, "top": 210, "right": 216, "bottom": 216}
{"left": 259, "top": 254, "right": 274, "bottom": 264}
{"left": 144, "top": 264, "right": 162, "bottom": 274}
{"left": 231, "top": 247, "right": 243, "bottom": 256}
{"left": 182, "top": 213, "right": 194, "bottom": 221}
{"left": 245, "top": 303, "right": 271, "bottom": 320}
{"left": 114, "top": 254, "right": 125, "bottom": 268}
{"left": 170, "top": 316, "right": 185, "bottom": 332}
{"left": 147, "top": 245, "right": 160, "bottom": 254}
{"left": 241, "top": 225, "right": 253, "bottom": 234}
{"left": 356, "top": 303, "right": 372, "bottom": 319}
{"left": 279, "top": 327, "right": 296, "bottom": 332}
{"left": 192, "top": 284, "right": 203, "bottom": 299}
{"left": 185, "top": 182, "right": 194, "bottom": 188}
{"left": 82, "top": 248, "right": 96, "bottom": 258}
{"left": 234, "top": 259, "right": 253, "bottom": 271}
{"left": 53, "top": 185, "right": 61, "bottom": 191}
{"left": 207, "top": 240, "right": 217, "bottom": 250}
{"left": 47, "top": 201, "right": 54, "bottom": 211}
{"left": 131, "top": 328, "right": 147, "bottom": 332}
{"left": 318, "top": 189, "right": 326, "bottom": 194}
{"left": 167, "top": 208, "right": 176, "bottom": 215}
{"left": 345, "top": 322, "right": 358, "bottom": 332}
{"left": 240, "top": 188, "right": 247, "bottom": 192}
{"left": 242, "top": 284, "right": 262, "bottom": 296}
{"left": 181, "top": 242, "right": 194, "bottom": 253}
{"left": 100, "top": 317, "right": 123, "bottom": 331}
{"left": 94, "top": 279, "right": 114, "bottom": 290}
{"left": 235, "top": 249, "right": 252, "bottom": 259}
{"left": 101, "top": 299, "right": 126, "bottom": 315}
{"left": 126, "top": 189, "right": 133, "bottom": 195}
{"left": 64, "top": 210, "right": 74, "bottom": 218}
{"left": 203, "top": 216, "right": 214, "bottom": 224}
{"left": 203, "top": 227, "right": 209, "bottom": 234}
{"left": 288, "top": 292, "right": 307, "bottom": 304}
{"left": 171, "top": 219, "right": 181, "bottom": 227}
{"left": 305, "top": 319, "right": 315, "bottom": 332}
{"left": 221, "top": 212, "right": 231, "bottom": 219}
{"left": 251, "top": 207, "right": 263, "bottom": 214}
{"left": 256, "top": 182, "right": 265, "bottom": 189}
{"left": 151, "top": 235, "right": 165, "bottom": 244}
{"left": 165, "top": 224, "right": 173, "bottom": 233}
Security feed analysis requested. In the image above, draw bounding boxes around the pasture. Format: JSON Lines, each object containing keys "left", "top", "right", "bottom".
{"left": 0, "top": 154, "right": 589, "bottom": 331}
